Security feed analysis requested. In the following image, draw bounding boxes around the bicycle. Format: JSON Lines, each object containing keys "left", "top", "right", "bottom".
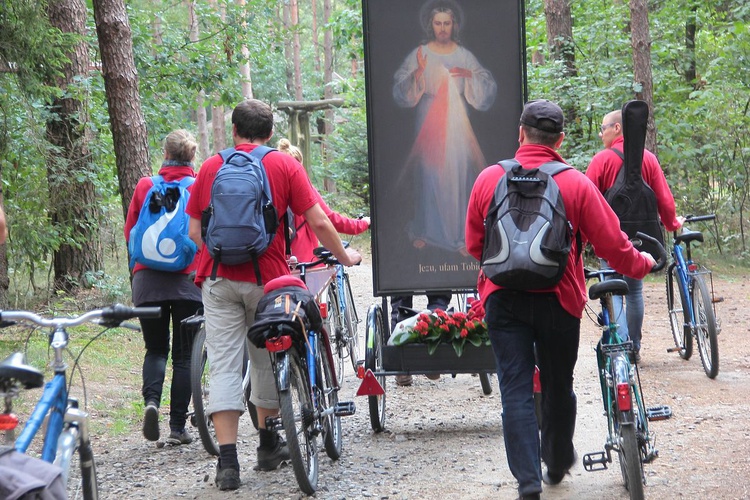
{"left": 249, "top": 249, "right": 356, "bottom": 495}
{"left": 0, "top": 304, "right": 161, "bottom": 500}
{"left": 184, "top": 310, "right": 257, "bottom": 456}
{"left": 319, "top": 245, "right": 361, "bottom": 380}
{"left": 665, "top": 214, "right": 721, "bottom": 378}
{"left": 582, "top": 232, "right": 670, "bottom": 500}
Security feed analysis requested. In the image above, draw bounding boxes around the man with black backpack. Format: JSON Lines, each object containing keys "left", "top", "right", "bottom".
{"left": 586, "top": 108, "right": 684, "bottom": 363}
{"left": 465, "top": 99, "right": 657, "bottom": 500}
{"left": 186, "top": 99, "right": 361, "bottom": 491}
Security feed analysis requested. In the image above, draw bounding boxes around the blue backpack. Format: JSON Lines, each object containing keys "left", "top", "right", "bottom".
{"left": 128, "top": 175, "right": 197, "bottom": 272}
{"left": 202, "top": 146, "right": 279, "bottom": 283}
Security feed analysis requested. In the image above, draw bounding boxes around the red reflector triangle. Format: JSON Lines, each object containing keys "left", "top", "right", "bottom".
{"left": 356, "top": 369, "right": 385, "bottom": 396}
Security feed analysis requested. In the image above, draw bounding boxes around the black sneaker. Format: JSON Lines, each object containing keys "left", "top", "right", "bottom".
{"left": 166, "top": 428, "right": 193, "bottom": 445}
{"left": 255, "top": 440, "right": 290, "bottom": 471}
{"left": 542, "top": 450, "right": 578, "bottom": 485}
{"left": 215, "top": 463, "right": 241, "bottom": 491}
{"left": 142, "top": 403, "right": 159, "bottom": 442}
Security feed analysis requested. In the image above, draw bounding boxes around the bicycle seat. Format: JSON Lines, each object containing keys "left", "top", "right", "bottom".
{"left": 0, "top": 352, "right": 44, "bottom": 389}
{"left": 589, "top": 279, "right": 629, "bottom": 300}
{"left": 675, "top": 229, "right": 703, "bottom": 245}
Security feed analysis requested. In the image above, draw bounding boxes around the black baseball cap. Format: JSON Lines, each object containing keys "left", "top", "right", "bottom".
{"left": 520, "top": 99, "right": 564, "bottom": 133}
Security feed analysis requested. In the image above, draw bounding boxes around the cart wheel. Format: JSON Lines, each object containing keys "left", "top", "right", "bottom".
{"left": 479, "top": 373, "right": 493, "bottom": 395}
{"left": 365, "top": 303, "right": 386, "bottom": 432}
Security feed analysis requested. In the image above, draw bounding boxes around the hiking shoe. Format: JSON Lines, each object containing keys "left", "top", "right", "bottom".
{"left": 255, "top": 440, "right": 290, "bottom": 471}
{"left": 395, "top": 374, "right": 413, "bottom": 386}
{"left": 143, "top": 403, "right": 159, "bottom": 442}
{"left": 542, "top": 451, "right": 578, "bottom": 485}
{"left": 166, "top": 428, "right": 193, "bottom": 445}
{"left": 518, "top": 494, "right": 541, "bottom": 500}
{"left": 215, "top": 463, "right": 241, "bottom": 491}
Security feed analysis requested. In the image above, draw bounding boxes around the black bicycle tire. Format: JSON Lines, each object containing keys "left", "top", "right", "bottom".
{"left": 342, "top": 272, "right": 360, "bottom": 374}
{"left": 666, "top": 263, "right": 693, "bottom": 360}
{"left": 242, "top": 340, "right": 259, "bottom": 430}
{"left": 479, "top": 373, "right": 493, "bottom": 395}
{"left": 366, "top": 304, "right": 386, "bottom": 432}
{"left": 190, "top": 327, "right": 219, "bottom": 456}
{"left": 326, "top": 283, "right": 345, "bottom": 380}
{"left": 79, "top": 440, "right": 98, "bottom": 500}
{"left": 693, "top": 275, "right": 719, "bottom": 378}
{"left": 280, "top": 349, "right": 318, "bottom": 494}
{"left": 618, "top": 422, "right": 645, "bottom": 500}
{"left": 318, "top": 337, "right": 343, "bottom": 459}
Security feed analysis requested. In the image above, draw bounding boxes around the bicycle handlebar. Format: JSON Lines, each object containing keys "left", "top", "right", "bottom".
{"left": 634, "top": 231, "right": 667, "bottom": 273}
{"left": 0, "top": 304, "right": 162, "bottom": 329}
{"left": 684, "top": 214, "right": 716, "bottom": 224}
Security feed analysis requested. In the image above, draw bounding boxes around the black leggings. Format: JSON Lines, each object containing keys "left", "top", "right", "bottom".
{"left": 139, "top": 299, "right": 202, "bottom": 431}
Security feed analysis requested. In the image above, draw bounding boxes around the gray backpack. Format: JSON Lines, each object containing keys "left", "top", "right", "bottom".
{"left": 481, "top": 160, "right": 578, "bottom": 290}
{"left": 0, "top": 446, "right": 66, "bottom": 499}
{"left": 202, "top": 146, "right": 278, "bottom": 283}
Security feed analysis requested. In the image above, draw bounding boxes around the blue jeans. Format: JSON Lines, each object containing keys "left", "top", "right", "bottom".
{"left": 486, "top": 290, "right": 579, "bottom": 496}
{"left": 602, "top": 260, "right": 644, "bottom": 351}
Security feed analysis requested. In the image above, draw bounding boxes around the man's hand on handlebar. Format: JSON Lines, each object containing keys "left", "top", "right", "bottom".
{"left": 640, "top": 251, "right": 656, "bottom": 270}
{"left": 340, "top": 247, "right": 362, "bottom": 267}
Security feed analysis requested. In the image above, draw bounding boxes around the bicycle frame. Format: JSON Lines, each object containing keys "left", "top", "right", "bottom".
{"left": 13, "top": 330, "right": 93, "bottom": 487}
{"left": 671, "top": 239, "right": 696, "bottom": 325}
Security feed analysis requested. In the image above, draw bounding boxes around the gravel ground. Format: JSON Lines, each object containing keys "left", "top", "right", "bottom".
{"left": 87, "top": 259, "right": 750, "bottom": 499}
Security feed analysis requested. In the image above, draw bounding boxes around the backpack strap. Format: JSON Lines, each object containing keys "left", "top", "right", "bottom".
{"left": 150, "top": 175, "right": 163, "bottom": 186}
{"left": 610, "top": 147, "right": 625, "bottom": 161}
{"left": 177, "top": 176, "right": 195, "bottom": 189}
{"left": 538, "top": 161, "right": 583, "bottom": 264}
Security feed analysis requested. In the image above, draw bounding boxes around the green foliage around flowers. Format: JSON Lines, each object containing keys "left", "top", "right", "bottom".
{"left": 392, "top": 309, "right": 489, "bottom": 358}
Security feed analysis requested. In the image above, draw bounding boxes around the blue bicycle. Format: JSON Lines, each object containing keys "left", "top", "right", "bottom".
{"left": 0, "top": 304, "right": 160, "bottom": 500}
{"left": 665, "top": 214, "right": 721, "bottom": 378}
{"left": 250, "top": 249, "right": 356, "bottom": 495}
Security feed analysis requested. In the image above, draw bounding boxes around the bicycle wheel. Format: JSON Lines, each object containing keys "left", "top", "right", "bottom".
{"left": 280, "top": 349, "right": 319, "bottom": 495}
{"left": 365, "top": 304, "right": 386, "bottom": 432}
{"left": 692, "top": 275, "right": 719, "bottom": 378}
{"left": 342, "top": 272, "right": 360, "bottom": 374}
{"left": 242, "top": 339, "right": 259, "bottom": 430}
{"left": 617, "top": 420, "right": 645, "bottom": 500}
{"left": 190, "top": 326, "right": 219, "bottom": 456}
{"left": 326, "top": 282, "right": 346, "bottom": 380}
{"left": 666, "top": 263, "right": 693, "bottom": 360}
{"left": 60, "top": 427, "right": 99, "bottom": 500}
{"left": 317, "top": 338, "right": 342, "bottom": 460}
{"left": 78, "top": 440, "right": 98, "bottom": 500}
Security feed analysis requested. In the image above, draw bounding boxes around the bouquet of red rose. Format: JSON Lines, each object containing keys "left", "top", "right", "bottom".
{"left": 389, "top": 300, "right": 488, "bottom": 356}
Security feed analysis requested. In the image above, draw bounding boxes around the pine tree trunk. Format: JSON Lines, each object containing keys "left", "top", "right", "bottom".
{"left": 47, "top": 0, "right": 103, "bottom": 292}
{"left": 322, "top": 0, "right": 335, "bottom": 193}
{"left": 92, "top": 0, "right": 151, "bottom": 221}
{"left": 544, "top": 0, "right": 576, "bottom": 76}
{"left": 630, "top": 0, "right": 657, "bottom": 153}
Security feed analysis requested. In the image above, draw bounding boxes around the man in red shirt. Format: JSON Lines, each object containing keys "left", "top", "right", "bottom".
{"left": 586, "top": 109, "right": 683, "bottom": 362}
{"left": 186, "top": 99, "right": 361, "bottom": 491}
{"left": 465, "top": 99, "right": 656, "bottom": 500}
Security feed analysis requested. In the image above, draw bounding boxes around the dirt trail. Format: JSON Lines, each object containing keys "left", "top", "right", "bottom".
{"left": 92, "top": 261, "right": 750, "bottom": 499}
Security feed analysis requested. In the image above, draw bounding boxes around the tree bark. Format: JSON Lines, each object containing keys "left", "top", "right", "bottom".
{"left": 282, "top": 2, "right": 294, "bottom": 96}
{"left": 630, "top": 0, "right": 657, "bottom": 152}
{"left": 188, "top": 0, "right": 210, "bottom": 159}
{"left": 46, "top": 0, "right": 103, "bottom": 292}
{"left": 544, "top": 0, "right": 576, "bottom": 76}
{"left": 92, "top": 0, "right": 151, "bottom": 222}
{"left": 322, "top": 0, "right": 335, "bottom": 192}
{"left": 237, "top": 0, "right": 253, "bottom": 99}
{"left": 685, "top": 0, "right": 698, "bottom": 89}
{"left": 291, "top": 0, "right": 302, "bottom": 100}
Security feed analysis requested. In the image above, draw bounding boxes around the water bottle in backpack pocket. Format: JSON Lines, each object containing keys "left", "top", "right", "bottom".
{"left": 129, "top": 175, "right": 197, "bottom": 272}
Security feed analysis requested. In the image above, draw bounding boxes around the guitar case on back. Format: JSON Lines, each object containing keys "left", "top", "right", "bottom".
{"left": 603, "top": 100, "right": 665, "bottom": 258}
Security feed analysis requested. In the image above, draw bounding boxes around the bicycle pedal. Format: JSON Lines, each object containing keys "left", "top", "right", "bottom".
{"left": 333, "top": 401, "right": 356, "bottom": 417}
{"left": 582, "top": 451, "right": 609, "bottom": 472}
{"left": 264, "top": 416, "right": 283, "bottom": 431}
{"left": 646, "top": 405, "right": 672, "bottom": 421}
